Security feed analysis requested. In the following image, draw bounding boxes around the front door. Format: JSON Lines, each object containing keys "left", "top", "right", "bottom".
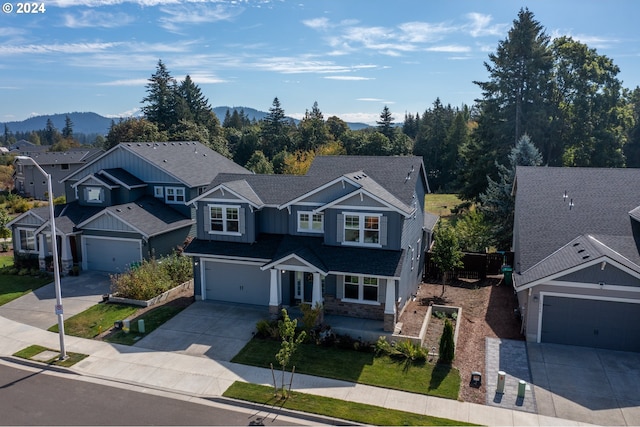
{"left": 291, "top": 271, "right": 314, "bottom": 305}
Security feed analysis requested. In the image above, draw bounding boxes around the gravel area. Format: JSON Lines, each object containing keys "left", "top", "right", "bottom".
{"left": 398, "top": 277, "right": 523, "bottom": 404}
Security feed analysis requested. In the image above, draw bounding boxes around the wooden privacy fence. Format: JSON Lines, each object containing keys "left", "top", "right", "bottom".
{"left": 424, "top": 251, "right": 514, "bottom": 281}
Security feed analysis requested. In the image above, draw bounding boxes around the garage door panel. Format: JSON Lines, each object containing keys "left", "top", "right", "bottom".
{"left": 84, "top": 237, "right": 141, "bottom": 273}
{"left": 204, "top": 261, "right": 270, "bottom": 306}
{"left": 542, "top": 296, "right": 640, "bottom": 352}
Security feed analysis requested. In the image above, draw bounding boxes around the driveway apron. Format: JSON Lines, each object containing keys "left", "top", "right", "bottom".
{"left": 133, "top": 300, "right": 268, "bottom": 361}
{"left": 0, "top": 271, "right": 111, "bottom": 329}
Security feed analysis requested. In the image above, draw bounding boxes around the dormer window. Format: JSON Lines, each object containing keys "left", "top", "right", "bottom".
{"left": 85, "top": 186, "right": 104, "bottom": 203}
{"left": 165, "top": 187, "right": 185, "bottom": 204}
{"left": 297, "top": 211, "right": 323, "bottom": 233}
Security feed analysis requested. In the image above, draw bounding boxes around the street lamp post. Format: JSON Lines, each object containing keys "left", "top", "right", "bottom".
{"left": 16, "top": 156, "right": 66, "bottom": 359}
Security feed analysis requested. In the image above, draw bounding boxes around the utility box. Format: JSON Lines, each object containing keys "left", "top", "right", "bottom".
{"left": 497, "top": 371, "right": 506, "bottom": 393}
{"left": 470, "top": 371, "right": 482, "bottom": 388}
{"left": 138, "top": 319, "right": 145, "bottom": 333}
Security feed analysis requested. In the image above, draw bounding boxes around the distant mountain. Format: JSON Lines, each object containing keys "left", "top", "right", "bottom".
{"left": 2, "top": 112, "right": 113, "bottom": 135}
{"left": 2, "top": 108, "right": 370, "bottom": 136}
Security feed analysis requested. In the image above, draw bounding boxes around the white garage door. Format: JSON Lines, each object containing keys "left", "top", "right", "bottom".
{"left": 204, "top": 260, "right": 270, "bottom": 306}
{"left": 83, "top": 236, "right": 142, "bottom": 273}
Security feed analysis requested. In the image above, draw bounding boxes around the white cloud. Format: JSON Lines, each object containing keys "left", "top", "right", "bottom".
{"left": 62, "top": 10, "right": 135, "bottom": 28}
{"left": 99, "top": 78, "right": 149, "bottom": 86}
{"left": 302, "top": 17, "right": 330, "bottom": 30}
{"left": 158, "top": 3, "right": 243, "bottom": 32}
{"left": 465, "top": 13, "right": 508, "bottom": 37}
{"left": 357, "top": 98, "right": 383, "bottom": 102}
{"left": 426, "top": 45, "right": 471, "bottom": 53}
{"left": 324, "top": 76, "right": 374, "bottom": 81}
{"left": 0, "top": 42, "right": 123, "bottom": 55}
{"left": 398, "top": 21, "right": 455, "bottom": 43}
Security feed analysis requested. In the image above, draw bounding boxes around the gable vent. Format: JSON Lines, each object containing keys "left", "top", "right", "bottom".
{"left": 116, "top": 208, "right": 122, "bottom": 212}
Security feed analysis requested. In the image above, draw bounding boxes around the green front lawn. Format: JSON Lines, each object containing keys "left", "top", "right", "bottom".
{"left": 0, "top": 254, "right": 13, "bottom": 268}
{"left": 13, "top": 344, "right": 88, "bottom": 368}
{"left": 49, "top": 302, "right": 188, "bottom": 344}
{"left": 232, "top": 338, "right": 460, "bottom": 399}
{"left": 0, "top": 273, "right": 53, "bottom": 306}
{"left": 49, "top": 303, "right": 138, "bottom": 338}
{"left": 223, "top": 382, "right": 475, "bottom": 426}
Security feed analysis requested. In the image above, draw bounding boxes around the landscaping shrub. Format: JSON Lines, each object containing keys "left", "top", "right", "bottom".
{"left": 255, "top": 319, "right": 280, "bottom": 339}
{"left": 438, "top": 319, "right": 455, "bottom": 364}
{"left": 395, "top": 340, "right": 427, "bottom": 362}
{"left": 110, "top": 252, "right": 193, "bottom": 300}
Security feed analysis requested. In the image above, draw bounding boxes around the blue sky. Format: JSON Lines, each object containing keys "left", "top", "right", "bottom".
{"left": 1, "top": 0, "right": 639, "bottom": 125}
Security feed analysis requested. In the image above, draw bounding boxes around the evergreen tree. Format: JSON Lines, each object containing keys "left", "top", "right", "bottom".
{"left": 463, "top": 8, "right": 553, "bottom": 200}
{"left": 43, "top": 119, "right": 60, "bottom": 145}
{"left": 142, "top": 60, "right": 179, "bottom": 132}
{"left": 438, "top": 319, "right": 455, "bottom": 364}
{"left": 296, "top": 101, "right": 332, "bottom": 151}
{"left": 479, "top": 134, "right": 542, "bottom": 249}
{"left": 105, "top": 117, "right": 167, "bottom": 149}
{"left": 376, "top": 105, "right": 395, "bottom": 140}
{"left": 260, "top": 97, "right": 292, "bottom": 158}
{"left": 245, "top": 150, "right": 273, "bottom": 174}
{"left": 326, "top": 116, "right": 349, "bottom": 141}
{"left": 624, "top": 87, "right": 640, "bottom": 167}
{"left": 62, "top": 115, "right": 74, "bottom": 139}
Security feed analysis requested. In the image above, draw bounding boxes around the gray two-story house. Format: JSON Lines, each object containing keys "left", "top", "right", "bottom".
{"left": 9, "top": 141, "right": 250, "bottom": 274}
{"left": 184, "top": 156, "right": 436, "bottom": 332}
{"left": 13, "top": 149, "right": 104, "bottom": 200}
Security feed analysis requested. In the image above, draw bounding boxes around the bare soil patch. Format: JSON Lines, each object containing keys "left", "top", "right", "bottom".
{"left": 398, "top": 277, "right": 522, "bottom": 404}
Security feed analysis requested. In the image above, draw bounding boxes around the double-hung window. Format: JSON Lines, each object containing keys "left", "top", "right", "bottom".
{"left": 297, "top": 211, "right": 323, "bottom": 233}
{"left": 344, "top": 275, "right": 378, "bottom": 303}
{"left": 18, "top": 228, "right": 37, "bottom": 253}
{"left": 208, "top": 205, "right": 241, "bottom": 234}
{"left": 343, "top": 213, "right": 381, "bottom": 246}
{"left": 165, "top": 187, "right": 185, "bottom": 204}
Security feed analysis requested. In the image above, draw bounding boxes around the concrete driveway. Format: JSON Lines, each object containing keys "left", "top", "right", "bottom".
{"left": 0, "top": 271, "right": 111, "bottom": 329}
{"left": 528, "top": 342, "right": 640, "bottom": 426}
{"left": 133, "top": 300, "right": 270, "bottom": 361}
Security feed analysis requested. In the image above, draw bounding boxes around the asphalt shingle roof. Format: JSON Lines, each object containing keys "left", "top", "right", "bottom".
{"left": 513, "top": 166, "right": 640, "bottom": 286}
{"left": 184, "top": 234, "right": 404, "bottom": 278}
{"left": 121, "top": 141, "right": 250, "bottom": 187}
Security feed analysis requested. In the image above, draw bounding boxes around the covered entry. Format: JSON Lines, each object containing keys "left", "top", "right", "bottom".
{"left": 82, "top": 236, "right": 142, "bottom": 273}
{"left": 203, "top": 260, "right": 270, "bottom": 306}
{"left": 540, "top": 294, "right": 640, "bottom": 352}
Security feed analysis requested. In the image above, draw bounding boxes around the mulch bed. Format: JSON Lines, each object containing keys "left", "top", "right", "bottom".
{"left": 398, "top": 277, "right": 523, "bottom": 404}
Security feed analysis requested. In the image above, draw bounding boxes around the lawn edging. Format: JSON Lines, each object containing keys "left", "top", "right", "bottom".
{"left": 108, "top": 279, "right": 193, "bottom": 307}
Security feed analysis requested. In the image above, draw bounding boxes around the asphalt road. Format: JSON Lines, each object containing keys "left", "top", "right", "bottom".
{"left": 0, "top": 363, "right": 307, "bottom": 426}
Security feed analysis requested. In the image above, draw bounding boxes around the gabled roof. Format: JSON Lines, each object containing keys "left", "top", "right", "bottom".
{"left": 18, "top": 149, "right": 103, "bottom": 166}
{"left": 8, "top": 202, "right": 104, "bottom": 235}
{"left": 194, "top": 156, "right": 428, "bottom": 214}
{"left": 514, "top": 234, "right": 640, "bottom": 289}
{"left": 77, "top": 196, "right": 194, "bottom": 238}
{"left": 513, "top": 166, "right": 640, "bottom": 274}
{"left": 71, "top": 173, "right": 119, "bottom": 189}
{"left": 64, "top": 141, "right": 250, "bottom": 188}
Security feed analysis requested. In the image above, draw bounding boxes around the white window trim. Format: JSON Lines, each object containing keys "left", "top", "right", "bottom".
{"left": 297, "top": 211, "right": 324, "bottom": 233}
{"left": 341, "top": 212, "right": 382, "bottom": 248}
{"left": 154, "top": 186, "right": 164, "bottom": 198}
{"left": 85, "top": 186, "right": 104, "bottom": 204}
{"left": 165, "top": 187, "right": 186, "bottom": 204}
{"left": 207, "top": 204, "right": 242, "bottom": 236}
{"left": 342, "top": 275, "right": 380, "bottom": 305}
{"left": 16, "top": 228, "right": 37, "bottom": 253}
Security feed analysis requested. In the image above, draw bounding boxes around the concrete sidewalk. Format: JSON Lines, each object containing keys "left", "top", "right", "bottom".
{"left": 0, "top": 316, "right": 590, "bottom": 427}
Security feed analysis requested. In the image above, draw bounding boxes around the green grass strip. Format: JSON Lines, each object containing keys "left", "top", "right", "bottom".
{"left": 232, "top": 338, "right": 460, "bottom": 399}
{"left": 13, "top": 344, "right": 88, "bottom": 368}
{"left": 106, "top": 305, "right": 186, "bottom": 345}
{"left": 223, "top": 381, "right": 477, "bottom": 426}
{"left": 49, "top": 303, "right": 138, "bottom": 338}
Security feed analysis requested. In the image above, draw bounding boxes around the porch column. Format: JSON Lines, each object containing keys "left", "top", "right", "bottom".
{"left": 38, "top": 234, "right": 47, "bottom": 271}
{"left": 269, "top": 268, "right": 280, "bottom": 315}
{"left": 384, "top": 279, "right": 396, "bottom": 332}
{"left": 312, "top": 272, "right": 323, "bottom": 307}
{"left": 60, "top": 236, "right": 73, "bottom": 275}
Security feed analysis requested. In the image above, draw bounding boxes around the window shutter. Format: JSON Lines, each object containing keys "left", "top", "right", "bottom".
{"left": 336, "top": 275, "right": 344, "bottom": 299}
{"left": 239, "top": 207, "right": 246, "bottom": 234}
{"left": 378, "top": 278, "right": 386, "bottom": 303}
{"left": 336, "top": 213, "right": 344, "bottom": 242}
{"left": 205, "top": 206, "right": 211, "bottom": 232}
{"left": 380, "top": 216, "right": 388, "bottom": 246}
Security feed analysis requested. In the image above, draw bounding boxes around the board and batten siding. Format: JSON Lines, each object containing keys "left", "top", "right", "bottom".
{"left": 257, "top": 207, "right": 289, "bottom": 235}
{"left": 197, "top": 201, "right": 253, "bottom": 243}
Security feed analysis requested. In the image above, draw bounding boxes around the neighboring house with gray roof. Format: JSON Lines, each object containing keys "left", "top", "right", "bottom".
{"left": 9, "top": 141, "right": 250, "bottom": 274}
{"left": 512, "top": 166, "right": 640, "bottom": 352}
{"left": 184, "top": 155, "right": 438, "bottom": 334}
{"left": 13, "top": 149, "right": 104, "bottom": 200}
